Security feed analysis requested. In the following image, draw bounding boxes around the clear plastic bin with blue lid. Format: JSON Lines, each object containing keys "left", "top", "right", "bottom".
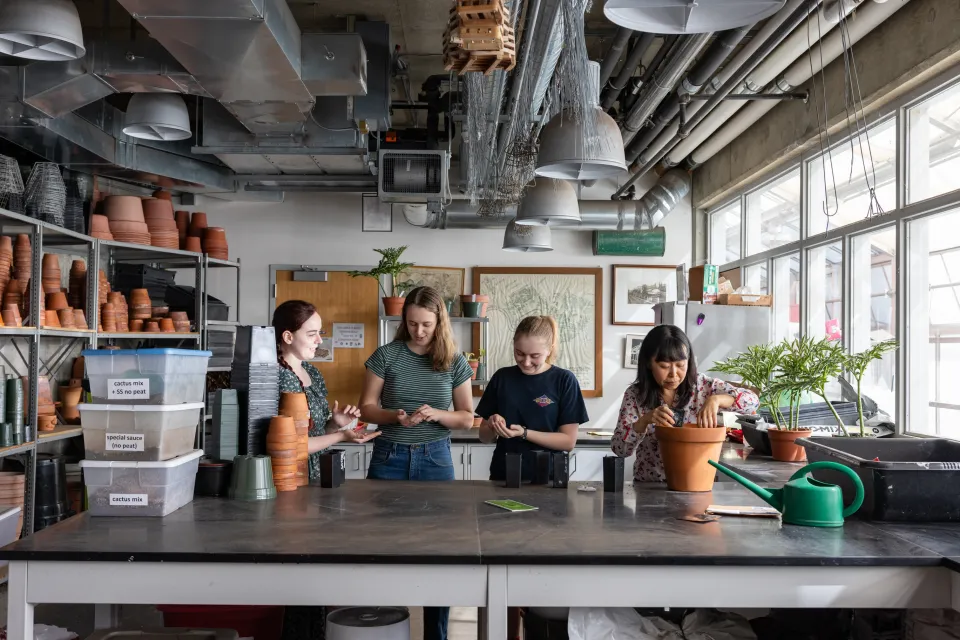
{"left": 82, "top": 348, "right": 212, "bottom": 405}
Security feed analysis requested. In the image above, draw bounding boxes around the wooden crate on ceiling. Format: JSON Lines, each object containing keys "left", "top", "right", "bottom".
{"left": 443, "top": 0, "right": 516, "bottom": 74}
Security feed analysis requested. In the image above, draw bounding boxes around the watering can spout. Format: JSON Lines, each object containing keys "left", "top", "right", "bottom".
{"left": 709, "top": 460, "right": 782, "bottom": 511}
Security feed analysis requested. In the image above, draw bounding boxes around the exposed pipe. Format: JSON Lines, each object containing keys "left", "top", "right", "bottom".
{"left": 599, "top": 27, "right": 634, "bottom": 88}
{"left": 688, "top": 0, "right": 910, "bottom": 166}
{"left": 624, "top": 25, "right": 751, "bottom": 163}
{"left": 687, "top": 92, "right": 809, "bottom": 101}
{"left": 496, "top": 0, "right": 542, "bottom": 164}
{"left": 600, "top": 33, "right": 656, "bottom": 111}
{"left": 620, "top": 34, "right": 713, "bottom": 145}
{"left": 613, "top": 0, "right": 823, "bottom": 197}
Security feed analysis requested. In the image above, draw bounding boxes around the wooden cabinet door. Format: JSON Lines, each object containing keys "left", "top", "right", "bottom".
{"left": 274, "top": 269, "right": 379, "bottom": 407}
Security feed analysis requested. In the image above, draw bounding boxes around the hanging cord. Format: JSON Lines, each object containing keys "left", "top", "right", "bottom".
{"left": 807, "top": 8, "right": 840, "bottom": 231}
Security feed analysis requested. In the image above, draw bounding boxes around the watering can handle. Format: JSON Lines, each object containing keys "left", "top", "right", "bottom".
{"left": 790, "top": 461, "right": 865, "bottom": 518}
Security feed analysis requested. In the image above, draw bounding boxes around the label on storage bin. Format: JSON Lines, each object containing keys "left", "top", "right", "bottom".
{"left": 105, "top": 433, "right": 145, "bottom": 451}
{"left": 109, "top": 493, "right": 148, "bottom": 506}
{"left": 108, "top": 378, "right": 150, "bottom": 399}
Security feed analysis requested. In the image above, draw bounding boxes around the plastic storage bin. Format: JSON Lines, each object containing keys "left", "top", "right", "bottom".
{"left": 82, "top": 349, "right": 212, "bottom": 405}
{"left": 81, "top": 450, "right": 203, "bottom": 517}
{"left": 798, "top": 436, "right": 960, "bottom": 521}
{"left": 0, "top": 505, "right": 21, "bottom": 568}
{"left": 157, "top": 606, "right": 285, "bottom": 640}
{"left": 86, "top": 630, "right": 239, "bottom": 640}
{"left": 80, "top": 403, "right": 204, "bottom": 462}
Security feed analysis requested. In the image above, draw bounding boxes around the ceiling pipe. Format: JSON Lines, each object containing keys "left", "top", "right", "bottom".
{"left": 496, "top": 0, "right": 543, "bottom": 165}
{"left": 624, "top": 25, "right": 751, "bottom": 164}
{"left": 638, "top": 0, "right": 807, "bottom": 165}
{"left": 600, "top": 32, "right": 657, "bottom": 111}
{"left": 613, "top": 0, "right": 822, "bottom": 197}
{"left": 620, "top": 33, "right": 713, "bottom": 146}
{"left": 598, "top": 27, "right": 634, "bottom": 88}
{"left": 687, "top": 0, "right": 910, "bottom": 167}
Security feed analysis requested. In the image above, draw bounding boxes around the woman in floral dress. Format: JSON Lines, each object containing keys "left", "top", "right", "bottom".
{"left": 611, "top": 324, "right": 759, "bottom": 482}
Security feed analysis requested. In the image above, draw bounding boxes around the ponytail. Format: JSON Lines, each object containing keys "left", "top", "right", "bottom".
{"left": 514, "top": 315, "right": 559, "bottom": 364}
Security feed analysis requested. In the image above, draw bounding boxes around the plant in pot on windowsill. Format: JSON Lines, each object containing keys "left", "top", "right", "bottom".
{"left": 843, "top": 339, "right": 899, "bottom": 437}
{"left": 348, "top": 246, "right": 415, "bottom": 317}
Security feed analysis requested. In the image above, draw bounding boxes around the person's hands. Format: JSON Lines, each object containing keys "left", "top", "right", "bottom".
{"left": 494, "top": 423, "right": 525, "bottom": 439}
{"left": 329, "top": 401, "right": 362, "bottom": 429}
{"left": 396, "top": 409, "right": 424, "bottom": 427}
{"left": 488, "top": 414, "right": 507, "bottom": 435}
{"left": 697, "top": 396, "right": 722, "bottom": 428}
{"left": 341, "top": 428, "right": 382, "bottom": 444}
{"left": 648, "top": 404, "right": 676, "bottom": 428}
{"left": 412, "top": 404, "right": 444, "bottom": 422}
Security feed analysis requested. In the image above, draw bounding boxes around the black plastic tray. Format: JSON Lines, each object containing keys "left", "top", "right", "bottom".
{"left": 797, "top": 437, "right": 960, "bottom": 522}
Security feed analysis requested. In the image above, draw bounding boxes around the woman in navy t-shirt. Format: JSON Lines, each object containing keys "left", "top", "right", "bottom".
{"left": 476, "top": 315, "right": 589, "bottom": 481}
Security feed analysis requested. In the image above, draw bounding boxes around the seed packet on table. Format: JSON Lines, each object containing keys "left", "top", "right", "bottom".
{"left": 485, "top": 499, "right": 539, "bottom": 512}
{"left": 706, "top": 505, "right": 780, "bottom": 518}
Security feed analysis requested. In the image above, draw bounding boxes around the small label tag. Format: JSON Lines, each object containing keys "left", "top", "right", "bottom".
{"left": 109, "top": 493, "right": 148, "bottom": 506}
{"left": 105, "top": 433, "right": 145, "bottom": 451}
{"left": 108, "top": 378, "right": 150, "bottom": 400}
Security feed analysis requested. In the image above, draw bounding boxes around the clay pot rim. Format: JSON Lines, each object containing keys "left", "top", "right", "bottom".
{"left": 654, "top": 424, "right": 728, "bottom": 443}
{"left": 766, "top": 428, "right": 813, "bottom": 438}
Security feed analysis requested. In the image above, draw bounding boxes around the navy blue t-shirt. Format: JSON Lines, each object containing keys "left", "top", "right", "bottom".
{"left": 475, "top": 365, "right": 589, "bottom": 481}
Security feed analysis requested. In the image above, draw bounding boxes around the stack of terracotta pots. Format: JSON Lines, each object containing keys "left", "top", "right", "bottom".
{"left": 88, "top": 214, "right": 113, "bottom": 240}
{"left": 279, "top": 392, "right": 310, "bottom": 487}
{"left": 97, "top": 269, "right": 109, "bottom": 303}
{"left": 0, "top": 472, "right": 25, "bottom": 536}
{"left": 3, "top": 279, "right": 23, "bottom": 319}
{"left": 41, "top": 254, "right": 61, "bottom": 295}
{"left": 59, "top": 384, "right": 82, "bottom": 425}
{"left": 0, "top": 237, "right": 12, "bottom": 296}
{"left": 101, "top": 303, "right": 117, "bottom": 332}
{"left": 13, "top": 234, "right": 30, "bottom": 284}
{"left": 159, "top": 317, "right": 175, "bottom": 333}
{"left": 2, "top": 302, "right": 21, "bottom": 327}
{"left": 67, "top": 260, "right": 86, "bottom": 310}
{"left": 107, "top": 291, "right": 129, "bottom": 332}
{"left": 170, "top": 310, "right": 190, "bottom": 333}
{"left": 203, "top": 227, "right": 229, "bottom": 260}
{"left": 45, "top": 291, "right": 69, "bottom": 328}
{"left": 188, "top": 212, "right": 207, "bottom": 241}
{"left": 175, "top": 211, "right": 190, "bottom": 248}
{"left": 104, "top": 196, "right": 151, "bottom": 246}
{"left": 144, "top": 320, "right": 160, "bottom": 332}
{"left": 73, "top": 308, "right": 87, "bottom": 330}
{"left": 34, "top": 375, "right": 56, "bottom": 432}
{"left": 266, "top": 415, "right": 298, "bottom": 492}
{"left": 142, "top": 198, "right": 179, "bottom": 250}
{"left": 129, "top": 289, "right": 151, "bottom": 321}
{"left": 152, "top": 190, "right": 171, "bottom": 201}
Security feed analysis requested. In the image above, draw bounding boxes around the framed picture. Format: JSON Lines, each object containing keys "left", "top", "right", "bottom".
{"left": 623, "top": 333, "right": 647, "bottom": 369}
{"left": 396, "top": 266, "right": 466, "bottom": 316}
{"left": 612, "top": 264, "right": 677, "bottom": 326}
{"left": 361, "top": 194, "right": 393, "bottom": 232}
{"left": 474, "top": 267, "right": 603, "bottom": 397}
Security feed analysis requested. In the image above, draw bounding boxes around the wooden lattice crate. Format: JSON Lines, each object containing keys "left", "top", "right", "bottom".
{"left": 444, "top": 46, "right": 516, "bottom": 75}
{"left": 445, "top": 15, "right": 511, "bottom": 51}
{"left": 456, "top": 0, "right": 508, "bottom": 23}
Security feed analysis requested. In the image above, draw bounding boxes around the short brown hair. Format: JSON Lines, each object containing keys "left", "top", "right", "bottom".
{"left": 514, "top": 315, "right": 559, "bottom": 364}
{"left": 395, "top": 286, "right": 457, "bottom": 371}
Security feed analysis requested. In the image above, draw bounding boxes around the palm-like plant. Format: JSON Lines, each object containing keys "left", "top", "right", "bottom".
{"left": 712, "top": 342, "right": 786, "bottom": 428}
{"left": 845, "top": 340, "right": 899, "bottom": 436}
{"left": 348, "top": 247, "right": 415, "bottom": 298}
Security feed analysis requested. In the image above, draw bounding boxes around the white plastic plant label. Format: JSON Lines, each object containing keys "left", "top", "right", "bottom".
{"left": 107, "top": 378, "right": 150, "bottom": 399}
{"left": 109, "top": 494, "right": 148, "bottom": 506}
{"left": 105, "top": 433, "right": 145, "bottom": 451}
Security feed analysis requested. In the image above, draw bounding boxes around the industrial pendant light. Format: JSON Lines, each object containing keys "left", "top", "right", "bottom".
{"left": 515, "top": 177, "right": 581, "bottom": 227}
{"left": 604, "top": 0, "right": 786, "bottom": 34}
{"left": 0, "top": 0, "right": 85, "bottom": 61}
{"left": 503, "top": 219, "right": 553, "bottom": 252}
{"left": 536, "top": 62, "right": 627, "bottom": 180}
{"left": 123, "top": 94, "right": 192, "bottom": 142}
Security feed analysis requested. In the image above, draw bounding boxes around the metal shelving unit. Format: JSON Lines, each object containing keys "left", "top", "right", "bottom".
{"left": 378, "top": 315, "right": 490, "bottom": 385}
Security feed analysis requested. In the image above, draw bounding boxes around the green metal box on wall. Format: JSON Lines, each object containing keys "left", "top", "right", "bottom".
{"left": 592, "top": 229, "right": 666, "bottom": 257}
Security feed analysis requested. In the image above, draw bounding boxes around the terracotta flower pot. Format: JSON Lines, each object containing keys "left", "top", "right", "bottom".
{"left": 468, "top": 360, "right": 479, "bottom": 380}
{"left": 59, "top": 385, "right": 82, "bottom": 407}
{"left": 768, "top": 428, "right": 813, "bottom": 462}
{"left": 44, "top": 309, "right": 60, "bottom": 328}
{"left": 57, "top": 308, "right": 74, "bottom": 329}
{"left": 73, "top": 309, "right": 87, "bottom": 329}
{"left": 145, "top": 321, "right": 160, "bottom": 333}
{"left": 188, "top": 212, "right": 208, "bottom": 237}
{"left": 279, "top": 392, "right": 309, "bottom": 415}
{"left": 654, "top": 424, "right": 728, "bottom": 492}
{"left": 46, "top": 291, "right": 68, "bottom": 310}
{"left": 268, "top": 415, "right": 296, "bottom": 438}
{"left": 37, "top": 415, "right": 57, "bottom": 432}
{"left": 184, "top": 236, "right": 202, "bottom": 253}
{"left": 152, "top": 190, "right": 172, "bottom": 201}
{"left": 159, "top": 318, "right": 175, "bottom": 332}
{"left": 382, "top": 296, "right": 405, "bottom": 316}
{"left": 104, "top": 196, "right": 145, "bottom": 221}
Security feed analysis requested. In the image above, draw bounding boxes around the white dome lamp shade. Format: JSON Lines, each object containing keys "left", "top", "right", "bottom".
{"left": 515, "top": 178, "right": 581, "bottom": 227}
{"left": 123, "top": 93, "right": 193, "bottom": 142}
{"left": 536, "top": 62, "right": 627, "bottom": 180}
{"left": 503, "top": 219, "right": 553, "bottom": 252}
{"left": 604, "top": 0, "right": 787, "bottom": 34}
{"left": 0, "top": 0, "right": 85, "bottom": 61}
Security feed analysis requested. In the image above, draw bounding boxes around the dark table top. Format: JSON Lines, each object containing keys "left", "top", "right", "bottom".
{"left": 1, "top": 479, "right": 954, "bottom": 568}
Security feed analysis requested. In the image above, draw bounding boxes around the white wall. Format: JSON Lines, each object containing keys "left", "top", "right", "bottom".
{"left": 195, "top": 177, "right": 693, "bottom": 430}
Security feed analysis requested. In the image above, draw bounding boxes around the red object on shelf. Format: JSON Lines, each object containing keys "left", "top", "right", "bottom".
{"left": 157, "top": 605, "right": 285, "bottom": 640}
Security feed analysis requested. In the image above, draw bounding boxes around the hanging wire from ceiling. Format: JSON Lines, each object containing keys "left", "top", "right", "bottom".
{"left": 807, "top": 7, "right": 841, "bottom": 227}
{"left": 556, "top": 0, "right": 601, "bottom": 159}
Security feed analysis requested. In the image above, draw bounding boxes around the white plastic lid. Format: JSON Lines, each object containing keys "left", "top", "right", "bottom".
{"left": 78, "top": 402, "right": 205, "bottom": 413}
{"left": 0, "top": 505, "right": 21, "bottom": 521}
{"left": 79, "top": 449, "right": 204, "bottom": 469}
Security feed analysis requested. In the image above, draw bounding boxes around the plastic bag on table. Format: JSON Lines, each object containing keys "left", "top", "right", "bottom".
{"left": 568, "top": 608, "right": 756, "bottom": 640}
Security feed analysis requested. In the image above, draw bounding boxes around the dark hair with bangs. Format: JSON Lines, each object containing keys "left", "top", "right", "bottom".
{"left": 631, "top": 324, "right": 698, "bottom": 411}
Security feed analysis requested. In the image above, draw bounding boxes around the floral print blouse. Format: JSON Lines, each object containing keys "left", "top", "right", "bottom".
{"left": 611, "top": 374, "right": 760, "bottom": 482}
{"left": 279, "top": 360, "right": 331, "bottom": 481}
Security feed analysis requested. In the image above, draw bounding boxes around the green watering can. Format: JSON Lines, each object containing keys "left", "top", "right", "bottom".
{"left": 708, "top": 460, "right": 865, "bottom": 527}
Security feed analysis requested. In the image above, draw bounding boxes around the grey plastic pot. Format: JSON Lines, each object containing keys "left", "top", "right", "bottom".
{"left": 229, "top": 454, "right": 276, "bottom": 501}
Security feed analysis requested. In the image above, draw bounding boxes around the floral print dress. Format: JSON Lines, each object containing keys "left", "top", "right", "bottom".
{"left": 278, "top": 359, "right": 332, "bottom": 482}
{"left": 611, "top": 374, "right": 760, "bottom": 481}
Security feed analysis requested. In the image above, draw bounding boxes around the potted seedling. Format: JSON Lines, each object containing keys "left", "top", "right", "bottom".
{"left": 712, "top": 342, "right": 786, "bottom": 454}
{"left": 844, "top": 340, "right": 899, "bottom": 437}
{"left": 348, "top": 247, "right": 415, "bottom": 317}
{"left": 475, "top": 349, "right": 487, "bottom": 381}
{"left": 464, "top": 351, "right": 481, "bottom": 380}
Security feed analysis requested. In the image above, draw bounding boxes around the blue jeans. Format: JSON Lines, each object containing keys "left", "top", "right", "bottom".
{"left": 367, "top": 439, "right": 453, "bottom": 640}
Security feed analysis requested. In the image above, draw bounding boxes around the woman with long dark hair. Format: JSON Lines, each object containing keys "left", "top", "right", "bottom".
{"left": 611, "top": 324, "right": 759, "bottom": 481}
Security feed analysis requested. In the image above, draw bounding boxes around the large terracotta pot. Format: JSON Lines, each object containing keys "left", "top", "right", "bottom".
{"left": 655, "top": 424, "right": 727, "bottom": 492}
{"left": 382, "top": 296, "right": 405, "bottom": 316}
{"left": 768, "top": 428, "right": 812, "bottom": 462}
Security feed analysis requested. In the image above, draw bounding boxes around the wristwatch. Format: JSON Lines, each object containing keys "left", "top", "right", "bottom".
{"left": 522, "top": 427, "right": 528, "bottom": 440}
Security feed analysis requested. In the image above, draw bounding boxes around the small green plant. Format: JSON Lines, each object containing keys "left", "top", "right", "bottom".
{"left": 712, "top": 342, "right": 786, "bottom": 428}
{"left": 845, "top": 340, "right": 899, "bottom": 436}
{"left": 464, "top": 350, "right": 485, "bottom": 363}
{"left": 348, "top": 247, "right": 415, "bottom": 298}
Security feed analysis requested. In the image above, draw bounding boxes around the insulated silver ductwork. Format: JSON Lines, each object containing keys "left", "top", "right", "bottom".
{"left": 529, "top": 0, "right": 564, "bottom": 120}
{"left": 418, "top": 169, "right": 690, "bottom": 229}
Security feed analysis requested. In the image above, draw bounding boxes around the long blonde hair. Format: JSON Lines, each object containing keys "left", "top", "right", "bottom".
{"left": 514, "top": 315, "right": 560, "bottom": 364}
{"left": 395, "top": 286, "right": 457, "bottom": 371}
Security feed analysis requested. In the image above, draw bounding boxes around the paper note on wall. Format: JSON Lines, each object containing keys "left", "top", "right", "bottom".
{"left": 333, "top": 323, "right": 364, "bottom": 348}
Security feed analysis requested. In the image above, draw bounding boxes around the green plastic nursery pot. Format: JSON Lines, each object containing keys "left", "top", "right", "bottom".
{"left": 461, "top": 302, "right": 482, "bottom": 317}
{"left": 229, "top": 455, "right": 276, "bottom": 501}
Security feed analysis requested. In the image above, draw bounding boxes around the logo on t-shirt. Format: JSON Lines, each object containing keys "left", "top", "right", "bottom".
{"left": 533, "top": 395, "right": 555, "bottom": 407}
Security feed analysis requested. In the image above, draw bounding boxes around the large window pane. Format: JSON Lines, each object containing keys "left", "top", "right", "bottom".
{"left": 806, "top": 242, "right": 844, "bottom": 342}
{"left": 710, "top": 201, "right": 741, "bottom": 265}
{"left": 851, "top": 228, "right": 896, "bottom": 417}
{"left": 907, "top": 208, "right": 960, "bottom": 437}
{"left": 744, "top": 263, "right": 768, "bottom": 294}
{"left": 772, "top": 253, "right": 799, "bottom": 342}
{"left": 908, "top": 81, "right": 960, "bottom": 204}
{"left": 745, "top": 169, "right": 801, "bottom": 256}
{"left": 807, "top": 119, "right": 897, "bottom": 236}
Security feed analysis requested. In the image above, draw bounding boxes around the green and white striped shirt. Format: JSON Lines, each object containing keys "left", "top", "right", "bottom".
{"left": 365, "top": 340, "right": 474, "bottom": 444}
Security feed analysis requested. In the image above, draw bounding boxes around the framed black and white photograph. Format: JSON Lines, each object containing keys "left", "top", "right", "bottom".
{"left": 612, "top": 264, "right": 677, "bottom": 326}
{"left": 362, "top": 194, "right": 393, "bottom": 232}
{"left": 623, "top": 333, "right": 647, "bottom": 369}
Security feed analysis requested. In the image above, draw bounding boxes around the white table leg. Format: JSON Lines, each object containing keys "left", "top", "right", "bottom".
{"left": 485, "top": 566, "right": 507, "bottom": 640}
{"left": 94, "top": 604, "right": 121, "bottom": 629}
{"left": 8, "top": 562, "right": 34, "bottom": 640}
